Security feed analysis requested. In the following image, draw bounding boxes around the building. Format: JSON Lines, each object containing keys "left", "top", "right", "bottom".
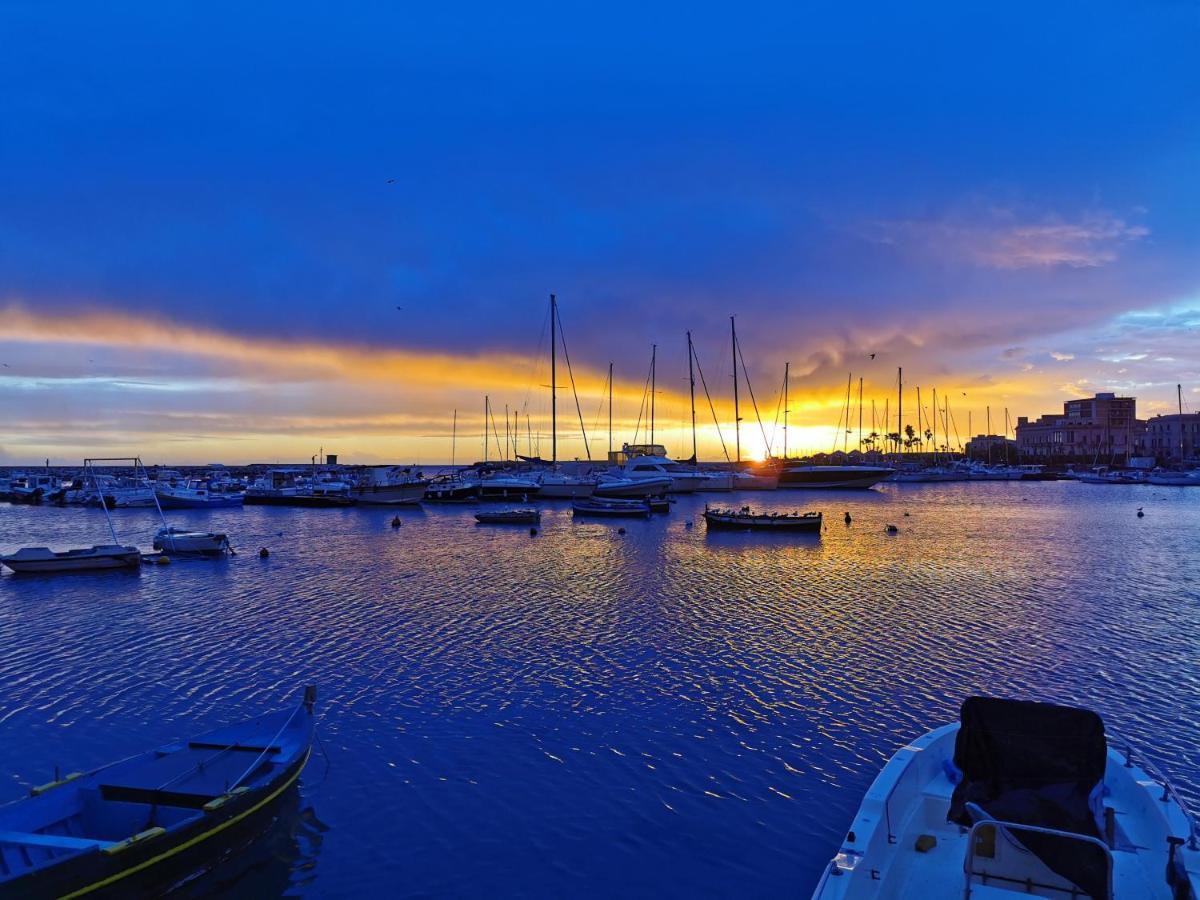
{"left": 965, "top": 434, "right": 1017, "bottom": 463}
{"left": 1145, "top": 413, "right": 1200, "bottom": 463}
{"left": 1015, "top": 392, "right": 1145, "bottom": 463}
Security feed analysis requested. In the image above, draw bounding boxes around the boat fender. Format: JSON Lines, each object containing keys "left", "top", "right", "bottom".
{"left": 102, "top": 826, "right": 166, "bottom": 856}
{"left": 156, "top": 555, "right": 170, "bottom": 566}
{"left": 259, "top": 547, "right": 270, "bottom": 558}
{"left": 391, "top": 516, "right": 402, "bottom": 527}
{"left": 30, "top": 771, "right": 83, "bottom": 796}
{"left": 1137, "top": 507, "right": 1144, "bottom": 518}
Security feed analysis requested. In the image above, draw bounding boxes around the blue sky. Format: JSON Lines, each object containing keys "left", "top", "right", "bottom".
{"left": 1, "top": 2, "right": 1197, "bottom": 463}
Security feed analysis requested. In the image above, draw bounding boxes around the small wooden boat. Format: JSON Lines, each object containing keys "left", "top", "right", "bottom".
{"left": 474, "top": 508, "right": 541, "bottom": 525}
{"left": 647, "top": 496, "right": 671, "bottom": 514}
{"left": 572, "top": 497, "right": 652, "bottom": 518}
{"left": 0, "top": 545, "right": 141, "bottom": 574}
{"left": 703, "top": 506, "right": 821, "bottom": 531}
{"left": 813, "top": 696, "right": 1200, "bottom": 899}
{"left": 152, "top": 527, "right": 232, "bottom": 556}
{"left": 0, "top": 686, "right": 316, "bottom": 899}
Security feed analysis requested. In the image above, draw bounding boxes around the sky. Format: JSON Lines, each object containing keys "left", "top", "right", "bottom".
{"left": 1, "top": 1, "right": 1198, "bottom": 464}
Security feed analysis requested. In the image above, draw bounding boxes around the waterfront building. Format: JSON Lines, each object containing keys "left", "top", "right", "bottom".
{"left": 1145, "top": 412, "right": 1200, "bottom": 463}
{"left": 964, "top": 434, "right": 1017, "bottom": 463}
{"left": 1016, "top": 392, "right": 1146, "bottom": 463}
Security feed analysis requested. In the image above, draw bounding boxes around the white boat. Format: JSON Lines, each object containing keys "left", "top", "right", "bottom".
{"left": 87, "top": 476, "right": 157, "bottom": 508}
{"left": 732, "top": 469, "right": 779, "bottom": 490}
{"left": 153, "top": 527, "right": 231, "bottom": 556}
{"left": 1146, "top": 469, "right": 1200, "bottom": 486}
{"left": 777, "top": 464, "right": 895, "bottom": 489}
{"left": 477, "top": 472, "right": 541, "bottom": 500}
{"left": 1078, "top": 466, "right": 1146, "bottom": 485}
{"left": 594, "top": 472, "right": 673, "bottom": 498}
{"left": 693, "top": 470, "right": 735, "bottom": 492}
{"left": 349, "top": 466, "right": 430, "bottom": 505}
{"left": 155, "top": 479, "right": 245, "bottom": 508}
{"left": 813, "top": 697, "right": 1200, "bottom": 900}
{"left": 424, "top": 472, "right": 481, "bottom": 502}
{"left": 611, "top": 452, "right": 707, "bottom": 493}
{"left": 534, "top": 470, "right": 597, "bottom": 498}
{"left": 891, "top": 466, "right": 961, "bottom": 483}
{"left": 0, "top": 545, "right": 141, "bottom": 573}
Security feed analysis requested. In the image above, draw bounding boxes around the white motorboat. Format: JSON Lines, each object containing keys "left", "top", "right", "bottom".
{"left": 1, "top": 545, "right": 141, "bottom": 574}
{"left": 349, "top": 466, "right": 430, "bottom": 505}
{"left": 813, "top": 696, "right": 1200, "bottom": 900}
{"left": 1146, "top": 469, "right": 1200, "bottom": 486}
{"left": 9, "top": 474, "right": 60, "bottom": 504}
{"left": 424, "top": 472, "right": 481, "bottom": 502}
{"left": 610, "top": 453, "right": 706, "bottom": 493}
{"left": 594, "top": 472, "right": 673, "bottom": 498}
{"left": 477, "top": 472, "right": 541, "bottom": 500}
{"left": 777, "top": 464, "right": 895, "bottom": 489}
{"left": 693, "top": 470, "right": 735, "bottom": 492}
{"left": 732, "top": 469, "right": 779, "bottom": 490}
{"left": 534, "top": 470, "right": 596, "bottom": 498}
{"left": 1077, "top": 467, "right": 1146, "bottom": 485}
{"left": 153, "top": 527, "right": 232, "bottom": 556}
{"left": 155, "top": 479, "right": 245, "bottom": 508}
{"left": 87, "top": 476, "right": 157, "bottom": 508}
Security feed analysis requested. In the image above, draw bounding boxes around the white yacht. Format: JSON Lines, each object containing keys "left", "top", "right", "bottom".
{"left": 534, "top": 469, "right": 596, "bottom": 499}
{"left": 349, "top": 466, "right": 429, "bottom": 505}
{"left": 814, "top": 697, "right": 1199, "bottom": 900}
{"left": 612, "top": 448, "right": 707, "bottom": 494}
{"left": 1146, "top": 469, "right": 1200, "bottom": 486}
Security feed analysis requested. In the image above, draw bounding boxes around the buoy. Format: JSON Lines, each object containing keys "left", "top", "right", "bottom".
{"left": 259, "top": 547, "right": 270, "bottom": 558}
{"left": 685, "top": 521, "right": 693, "bottom": 529}
{"left": 886, "top": 524, "right": 899, "bottom": 534}
{"left": 618, "top": 527, "right": 626, "bottom": 535}
{"left": 903, "top": 512, "right": 910, "bottom": 517}
{"left": 156, "top": 555, "right": 170, "bottom": 566}
{"left": 529, "top": 527, "right": 538, "bottom": 536}
{"left": 1137, "top": 508, "right": 1144, "bottom": 518}
{"left": 844, "top": 512, "right": 852, "bottom": 525}
{"left": 391, "top": 516, "right": 401, "bottom": 528}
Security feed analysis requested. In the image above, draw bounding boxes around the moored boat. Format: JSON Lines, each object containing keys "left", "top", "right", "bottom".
{"left": 777, "top": 464, "right": 895, "bottom": 489}
{"left": 423, "top": 472, "right": 481, "bottom": 503}
{"left": 349, "top": 466, "right": 429, "bottom": 505}
{"left": 474, "top": 508, "right": 541, "bottom": 525}
{"left": 813, "top": 696, "right": 1200, "bottom": 899}
{"left": 703, "top": 506, "right": 821, "bottom": 531}
{"left": 155, "top": 479, "right": 245, "bottom": 509}
{"left": 153, "top": 527, "right": 232, "bottom": 556}
{"left": 0, "top": 545, "right": 141, "bottom": 574}
{"left": 0, "top": 686, "right": 316, "bottom": 899}
{"left": 594, "top": 473, "right": 672, "bottom": 499}
{"left": 572, "top": 497, "right": 652, "bottom": 518}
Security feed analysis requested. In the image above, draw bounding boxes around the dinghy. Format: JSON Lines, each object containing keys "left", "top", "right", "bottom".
{"left": 0, "top": 545, "right": 141, "bottom": 574}
{"left": 0, "top": 686, "right": 316, "bottom": 899}
{"left": 703, "top": 506, "right": 821, "bottom": 532}
{"left": 474, "top": 508, "right": 540, "bottom": 525}
{"left": 813, "top": 696, "right": 1200, "bottom": 899}
{"left": 153, "top": 527, "right": 232, "bottom": 556}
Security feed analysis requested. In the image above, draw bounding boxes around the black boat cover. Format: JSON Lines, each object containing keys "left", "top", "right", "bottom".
{"left": 948, "top": 696, "right": 1110, "bottom": 899}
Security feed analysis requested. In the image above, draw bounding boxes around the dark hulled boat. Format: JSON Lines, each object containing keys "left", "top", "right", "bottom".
{"left": 0, "top": 687, "right": 316, "bottom": 899}
{"left": 474, "top": 508, "right": 540, "bottom": 525}
{"left": 775, "top": 463, "right": 895, "bottom": 489}
{"left": 703, "top": 506, "right": 822, "bottom": 531}
{"left": 572, "top": 497, "right": 652, "bottom": 518}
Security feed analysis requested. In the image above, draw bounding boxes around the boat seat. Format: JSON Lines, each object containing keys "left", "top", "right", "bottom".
{"left": 0, "top": 830, "right": 112, "bottom": 851}
{"left": 99, "top": 785, "right": 220, "bottom": 810}
{"left": 187, "top": 742, "right": 281, "bottom": 754}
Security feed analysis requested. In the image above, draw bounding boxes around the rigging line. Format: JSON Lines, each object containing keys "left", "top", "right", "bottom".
{"left": 632, "top": 354, "right": 653, "bottom": 445}
{"left": 691, "top": 343, "right": 731, "bottom": 463}
{"left": 521, "top": 305, "right": 552, "bottom": 414}
{"left": 947, "top": 404, "right": 963, "bottom": 452}
{"left": 488, "top": 403, "right": 504, "bottom": 460}
{"left": 554, "top": 304, "right": 591, "bottom": 461}
{"left": 734, "top": 332, "right": 771, "bottom": 453}
{"left": 831, "top": 383, "right": 847, "bottom": 454}
{"left": 590, "top": 365, "right": 611, "bottom": 441}
{"left": 767, "top": 366, "right": 786, "bottom": 457}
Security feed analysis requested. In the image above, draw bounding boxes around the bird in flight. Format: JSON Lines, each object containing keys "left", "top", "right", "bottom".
{"left": 868, "top": 353, "right": 876, "bottom": 360}
{"left": 395, "top": 306, "right": 404, "bottom": 311}
{"left": 386, "top": 179, "right": 396, "bottom": 184}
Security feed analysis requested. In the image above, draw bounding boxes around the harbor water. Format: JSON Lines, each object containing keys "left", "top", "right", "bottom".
{"left": 1, "top": 482, "right": 1198, "bottom": 897}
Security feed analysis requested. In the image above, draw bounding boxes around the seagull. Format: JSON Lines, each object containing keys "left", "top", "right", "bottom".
{"left": 868, "top": 353, "right": 876, "bottom": 360}
{"left": 386, "top": 179, "right": 396, "bottom": 184}
{"left": 1, "top": 363, "right": 8, "bottom": 368}
{"left": 395, "top": 306, "right": 404, "bottom": 311}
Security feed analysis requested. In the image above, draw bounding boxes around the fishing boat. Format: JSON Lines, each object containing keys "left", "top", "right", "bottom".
{"left": 0, "top": 686, "right": 316, "bottom": 899}
{"left": 812, "top": 696, "right": 1200, "bottom": 900}
{"left": 153, "top": 527, "right": 232, "bottom": 556}
{"left": 9, "top": 474, "right": 59, "bottom": 504}
{"left": 348, "top": 466, "right": 429, "bottom": 505}
{"left": 244, "top": 469, "right": 356, "bottom": 507}
{"left": 0, "top": 545, "right": 141, "bottom": 574}
{"left": 474, "top": 508, "right": 541, "bottom": 525}
{"left": 777, "top": 464, "right": 895, "bottom": 489}
{"left": 572, "top": 497, "right": 652, "bottom": 518}
{"left": 703, "top": 506, "right": 821, "bottom": 531}
{"left": 155, "top": 479, "right": 245, "bottom": 509}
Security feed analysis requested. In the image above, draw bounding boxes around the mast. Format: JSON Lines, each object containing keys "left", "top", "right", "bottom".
{"left": 451, "top": 409, "right": 457, "bottom": 467}
{"left": 650, "top": 343, "right": 657, "bottom": 446}
{"left": 484, "top": 396, "right": 489, "bottom": 464}
{"left": 687, "top": 332, "right": 698, "bottom": 463}
{"left": 916, "top": 386, "right": 922, "bottom": 456}
{"left": 550, "top": 294, "right": 557, "bottom": 464}
{"left": 858, "top": 376, "right": 863, "bottom": 454}
{"left": 932, "top": 388, "right": 938, "bottom": 458}
{"left": 986, "top": 405, "right": 992, "bottom": 465}
{"left": 843, "top": 373, "right": 852, "bottom": 453}
{"left": 897, "top": 367, "right": 903, "bottom": 455}
{"left": 608, "top": 362, "right": 614, "bottom": 458}
{"left": 783, "top": 362, "right": 790, "bottom": 459}
{"left": 731, "top": 317, "right": 741, "bottom": 463}
{"left": 1179, "top": 384, "right": 1186, "bottom": 462}
{"left": 504, "top": 403, "right": 510, "bottom": 462}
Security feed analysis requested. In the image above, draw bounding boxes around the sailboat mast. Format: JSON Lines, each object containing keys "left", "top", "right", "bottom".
{"left": 484, "top": 396, "right": 489, "bottom": 465}
{"left": 608, "top": 362, "right": 613, "bottom": 458}
{"left": 986, "top": 405, "right": 992, "bottom": 465}
{"left": 897, "top": 367, "right": 903, "bottom": 455}
{"left": 505, "top": 403, "right": 510, "bottom": 462}
{"left": 650, "top": 343, "right": 657, "bottom": 446}
{"left": 932, "top": 388, "right": 938, "bottom": 458}
{"left": 858, "top": 376, "right": 863, "bottom": 454}
{"left": 1179, "top": 383, "right": 1185, "bottom": 461}
{"left": 550, "top": 294, "right": 557, "bottom": 465}
{"left": 783, "top": 361, "right": 790, "bottom": 459}
{"left": 451, "top": 409, "right": 457, "bottom": 467}
{"left": 731, "top": 317, "right": 741, "bottom": 463}
{"left": 916, "top": 386, "right": 922, "bottom": 455}
{"left": 844, "top": 373, "right": 853, "bottom": 453}
{"left": 687, "top": 332, "right": 698, "bottom": 462}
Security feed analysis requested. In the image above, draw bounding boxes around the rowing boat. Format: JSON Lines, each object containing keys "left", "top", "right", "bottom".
{"left": 0, "top": 686, "right": 316, "bottom": 898}
{"left": 703, "top": 506, "right": 822, "bottom": 532}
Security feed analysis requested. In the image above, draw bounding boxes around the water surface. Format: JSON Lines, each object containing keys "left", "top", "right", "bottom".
{"left": 1, "top": 482, "right": 1197, "bottom": 896}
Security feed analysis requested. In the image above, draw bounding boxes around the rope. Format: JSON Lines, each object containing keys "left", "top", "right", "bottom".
{"left": 691, "top": 344, "right": 730, "bottom": 462}
{"left": 734, "top": 333, "right": 771, "bottom": 454}
{"left": 554, "top": 304, "right": 591, "bottom": 461}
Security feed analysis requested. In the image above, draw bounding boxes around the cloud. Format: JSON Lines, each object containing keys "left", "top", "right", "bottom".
{"left": 1049, "top": 352, "right": 1075, "bottom": 361}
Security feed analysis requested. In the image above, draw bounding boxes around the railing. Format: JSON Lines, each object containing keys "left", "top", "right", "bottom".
{"left": 1109, "top": 730, "right": 1200, "bottom": 851}
{"left": 962, "top": 817, "right": 1113, "bottom": 900}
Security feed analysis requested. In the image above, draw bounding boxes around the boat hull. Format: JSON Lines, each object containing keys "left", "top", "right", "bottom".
{"left": 156, "top": 493, "right": 245, "bottom": 509}
{"left": 1, "top": 546, "right": 141, "bottom": 574}
{"left": 243, "top": 493, "right": 356, "bottom": 507}
{"left": 777, "top": 466, "right": 895, "bottom": 489}
{"left": 572, "top": 499, "right": 652, "bottom": 518}
{"left": 594, "top": 477, "right": 671, "bottom": 499}
{"left": 535, "top": 481, "right": 596, "bottom": 499}
{"left": 153, "top": 530, "right": 230, "bottom": 555}
{"left": 350, "top": 482, "right": 429, "bottom": 505}
{"left": 704, "top": 511, "right": 821, "bottom": 531}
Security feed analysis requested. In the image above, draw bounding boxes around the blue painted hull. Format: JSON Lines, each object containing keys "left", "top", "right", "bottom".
{"left": 156, "top": 493, "right": 245, "bottom": 509}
